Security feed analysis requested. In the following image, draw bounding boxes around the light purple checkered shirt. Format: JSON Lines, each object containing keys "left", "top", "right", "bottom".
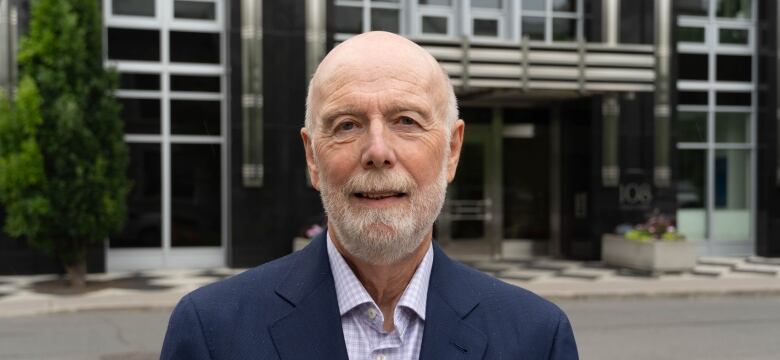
{"left": 326, "top": 233, "right": 433, "bottom": 360}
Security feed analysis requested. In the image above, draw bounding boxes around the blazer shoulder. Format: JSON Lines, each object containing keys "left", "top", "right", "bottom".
{"left": 184, "top": 248, "right": 305, "bottom": 311}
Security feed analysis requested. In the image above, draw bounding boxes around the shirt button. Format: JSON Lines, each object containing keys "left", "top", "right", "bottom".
{"left": 367, "top": 307, "right": 377, "bottom": 320}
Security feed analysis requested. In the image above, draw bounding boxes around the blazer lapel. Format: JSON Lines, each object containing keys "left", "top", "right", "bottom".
{"left": 419, "top": 243, "right": 488, "bottom": 360}
{"left": 269, "top": 233, "right": 349, "bottom": 360}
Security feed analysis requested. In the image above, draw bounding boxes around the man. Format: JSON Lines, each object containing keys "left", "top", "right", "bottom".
{"left": 161, "top": 31, "right": 578, "bottom": 359}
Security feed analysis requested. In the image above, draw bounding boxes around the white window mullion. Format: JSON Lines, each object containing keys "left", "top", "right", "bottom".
{"left": 161, "top": 0, "right": 172, "bottom": 263}
{"left": 220, "top": 0, "right": 229, "bottom": 253}
{"left": 545, "top": 0, "right": 552, "bottom": 43}
{"left": 706, "top": 88, "right": 715, "bottom": 242}
{"left": 363, "top": 0, "right": 370, "bottom": 32}
{"left": 577, "top": 0, "right": 583, "bottom": 42}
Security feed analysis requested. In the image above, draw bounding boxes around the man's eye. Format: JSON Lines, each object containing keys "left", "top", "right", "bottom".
{"left": 338, "top": 121, "right": 357, "bottom": 131}
{"left": 399, "top": 117, "right": 416, "bottom": 125}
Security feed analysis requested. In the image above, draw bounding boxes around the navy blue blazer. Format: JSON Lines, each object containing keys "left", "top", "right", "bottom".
{"left": 161, "top": 232, "right": 578, "bottom": 359}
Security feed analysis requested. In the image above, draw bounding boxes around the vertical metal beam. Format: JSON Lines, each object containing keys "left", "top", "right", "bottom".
{"left": 602, "top": 94, "right": 620, "bottom": 187}
{"left": 654, "top": 0, "right": 671, "bottom": 188}
{"left": 776, "top": 0, "right": 780, "bottom": 186}
{"left": 241, "top": 0, "right": 264, "bottom": 187}
{"left": 0, "top": 0, "right": 16, "bottom": 98}
{"left": 306, "top": 0, "right": 326, "bottom": 82}
{"left": 602, "top": 0, "right": 620, "bottom": 46}
{"left": 549, "top": 106, "right": 562, "bottom": 257}
{"left": 490, "top": 107, "right": 504, "bottom": 259}
{"left": 461, "top": 35, "right": 470, "bottom": 91}
{"left": 521, "top": 34, "right": 529, "bottom": 91}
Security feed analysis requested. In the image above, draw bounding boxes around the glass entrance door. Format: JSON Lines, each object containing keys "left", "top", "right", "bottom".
{"left": 104, "top": 0, "right": 227, "bottom": 270}
{"left": 437, "top": 125, "right": 495, "bottom": 255}
{"left": 502, "top": 123, "right": 550, "bottom": 251}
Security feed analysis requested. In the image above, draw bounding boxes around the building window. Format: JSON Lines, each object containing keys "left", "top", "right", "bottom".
{"left": 105, "top": 0, "right": 225, "bottom": 254}
{"left": 331, "top": 0, "right": 583, "bottom": 43}
{"left": 112, "top": 0, "right": 156, "bottom": 17}
{"left": 334, "top": 0, "right": 402, "bottom": 35}
{"left": 676, "top": 0, "right": 754, "bottom": 250}
{"left": 521, "top": 0, "right": 581, "bottom": 42}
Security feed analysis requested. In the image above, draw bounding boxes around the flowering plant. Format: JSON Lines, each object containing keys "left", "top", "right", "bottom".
{"left": 624, "top": 209, "right": 685, "bottom": 242}
{"left": 305, "top": 224, "right": 324, "bottom": 239}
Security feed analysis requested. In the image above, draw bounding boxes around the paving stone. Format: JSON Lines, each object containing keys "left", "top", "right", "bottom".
{"left": 528, "top": 259, "right": 580, "bottom": 271}
{"left": 731, "top": 264, "right": 779, "bottom": 276}
{"left": 559, "top": 268, "right": 615, "bottom": 280}
{"left": 697, "top": 257, "right": 744, "bottom": 267}
{"left": 691, "top": 265, "right": 729, "bottom": 277}
{"left": 498, "top": 269, "right": 555, "bottom": 281}
{"left": 470, "top": 261, "right": 519, "bottom": 272}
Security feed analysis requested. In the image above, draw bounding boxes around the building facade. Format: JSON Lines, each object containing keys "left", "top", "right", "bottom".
{"left": 1, "top": 0, "right": 779, "bottom": 274}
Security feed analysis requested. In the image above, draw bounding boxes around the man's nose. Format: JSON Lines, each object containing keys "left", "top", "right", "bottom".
{"left": 361, "top": 121, "right": 396, "bottom": 169}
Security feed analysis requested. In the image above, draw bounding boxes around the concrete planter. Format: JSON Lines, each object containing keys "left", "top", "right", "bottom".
{"left": 601, "top": 234, "right": 696, "bottom": 273}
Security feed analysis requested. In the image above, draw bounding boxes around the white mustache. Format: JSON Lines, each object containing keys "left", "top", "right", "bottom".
{"left": 341, "top": 170, "right": 416, "bottom": 196}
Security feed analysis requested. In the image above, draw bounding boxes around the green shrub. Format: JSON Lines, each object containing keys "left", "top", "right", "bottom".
{"left": 0, "top": 0, "right": 129, "bottom": 286}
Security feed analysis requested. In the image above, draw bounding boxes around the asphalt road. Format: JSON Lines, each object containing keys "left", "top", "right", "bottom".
{"left": 0, "top": 296, "right": 779, "bottom": 359}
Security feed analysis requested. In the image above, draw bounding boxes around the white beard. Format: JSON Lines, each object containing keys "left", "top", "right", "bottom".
{"left": 319, "top": 160, "right": 448, "bottom": 265}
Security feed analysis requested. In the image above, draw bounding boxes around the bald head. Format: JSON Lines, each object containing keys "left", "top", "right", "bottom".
{"left": 305, "top": 32, "right": 457, "bottom": 135}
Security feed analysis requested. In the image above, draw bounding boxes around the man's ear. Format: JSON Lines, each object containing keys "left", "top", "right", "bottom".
{"left": 301, "top": 127, "right": 320, "bottom": 190}
{"left": 446, "top": 119, "right": 465, "bottom": 182}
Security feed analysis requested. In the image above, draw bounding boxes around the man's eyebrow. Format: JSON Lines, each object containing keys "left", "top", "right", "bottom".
{"left": 381, "top": 102, "right": 432, "bottom": 119}
{"left": 319, "top": 105, "right": 364, "bottom": 129}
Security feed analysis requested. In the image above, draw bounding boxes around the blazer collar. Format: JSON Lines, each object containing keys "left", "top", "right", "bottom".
{"left": 418, "top": 242, "right": 488, "bottom": 359}
{"left": 269, "top": 233, "right": 487, "bottom": 360}
{"left": 269, "top": 232, "right": 350, "bottom": 360}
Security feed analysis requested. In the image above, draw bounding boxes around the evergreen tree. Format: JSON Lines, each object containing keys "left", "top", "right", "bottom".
{"left": 0, "top": 0, "right": 129, "bottom": 287}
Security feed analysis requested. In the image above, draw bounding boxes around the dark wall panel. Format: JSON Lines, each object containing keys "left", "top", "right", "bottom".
{"left": 619, "top": 0, "right": 655, "bottom": 45}
{"left": 228, "top": 0, "right": 324, "bottom": 268}
{"left": 756, "top": 0, "right": 780, "bottom": 256}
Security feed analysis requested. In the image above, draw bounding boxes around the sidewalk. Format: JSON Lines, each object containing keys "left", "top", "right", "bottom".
{"left": 1, "top": 257, "right": 780, "bottom": 318}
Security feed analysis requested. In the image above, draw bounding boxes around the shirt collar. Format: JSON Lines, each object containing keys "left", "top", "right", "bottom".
{"left": 326, "top": 231, "right": 434, "bottom": 321}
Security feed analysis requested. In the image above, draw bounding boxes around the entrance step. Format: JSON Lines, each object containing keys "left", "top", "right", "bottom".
{"left": 731, "top": 264, "right": 779, "bottom": 276}
{"left": 691, "top": 265, "right": 729, "bottom": 277}
{"left": 697, "top": 257, "right": 744, "bottom": 267}
{"left": 746, "top": 256, "right": 780, "bottom": 266}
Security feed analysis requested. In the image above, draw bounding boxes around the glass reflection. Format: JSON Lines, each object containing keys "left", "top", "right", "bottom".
{"left": 523, "top": 0, "right": 545, "bottom": 11}
{"left": 108, "top": 28, "right": 160, "bottom": 61}
{"left": 503, "top": 131, "right": 549, "bottom": 240}
{"left": 172, "top": 144, "right": 221, "bottom": 247}
{"left": 553, "top": 0, "right": 576, "bottom": 12}
{"left": 716, "top": 0, "right": 752, "bottom": 19}
{"left": 120, "top": 98, "right": 160, "bottom": 134}
{"left": 334, "top": 6, "right": 362, "bottom": 33}
{"left": 112, "top": 0, "right": 155, "bottom": 17}
{"left": 170, "top": 31, "right": 220, "bottom": 64}
{"left": 422, "top": 16, "right": 448, "bottom": 34}
{"left": 112, "top": 143, "right": 161, "bottom": 248}
{"left": 472, "top": 0, "right": 501, "bottom": 9}
{"left": 553, "top": 18, "right": 576, "bottom": 41}
{"left": 522, "top": 17, "right": 545, "bottom": 40}
{"left": 678, "top": 112, "right": 707, "bottom": 143}
{"left": 170, "top": 100, "right": 221, "bottom": 136}
{"left": 174, "top": 0, "right": 216, "bottom": 20}
{"left": 676, "top": 150, "right": 707, "bottom": 240}
{"left": 678, "top": 0, "right": 709, "bottom": 16}
{"left": 371, "top": 8, "right": 399, "bottom": 33}
{"left": 715, "top": 112, "right": 750, "bottom": 143}
{"left": 473, "top": 19, "right": 499, "bottom": 37}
